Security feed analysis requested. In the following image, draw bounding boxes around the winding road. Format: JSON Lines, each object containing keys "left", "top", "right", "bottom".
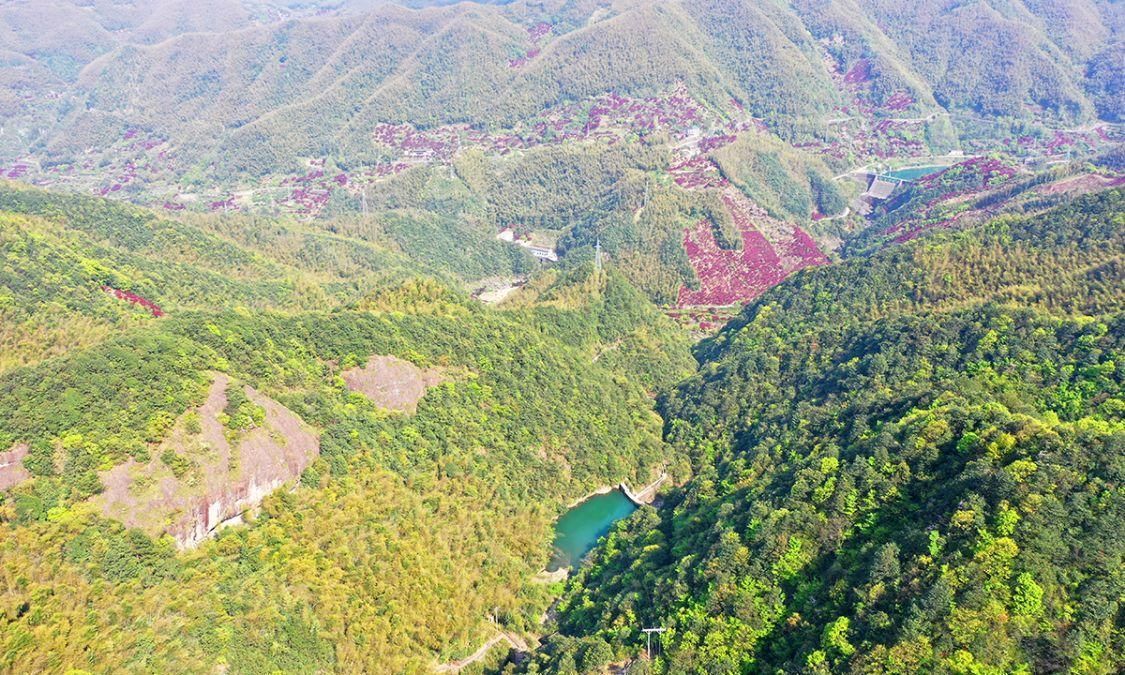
{"left": 435, "top": 631, "right": 529, "bottom": 673}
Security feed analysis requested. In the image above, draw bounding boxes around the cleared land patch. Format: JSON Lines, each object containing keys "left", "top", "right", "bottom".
{"left": 0, "top": 443, "right": 30, "bottom": 491}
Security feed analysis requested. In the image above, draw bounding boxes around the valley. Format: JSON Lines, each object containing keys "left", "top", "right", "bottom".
{"left": 0, "top": 1, "right": 1122, "bottom": 674}
{"left": 3, "top": 0, "right": 1123, "bottom": 325}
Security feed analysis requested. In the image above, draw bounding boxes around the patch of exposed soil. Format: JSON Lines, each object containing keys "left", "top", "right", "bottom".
{"left": 474, "top": 277, "right": 526, "bottom": 305}
{"left": 96, "top": 373, "right": 320, "bottom": 548}
{"left": 0, "top": 443, "right": 30, "bottom": 491}
{"left": 343, "top": 355, "right": 446, "bottom": 413}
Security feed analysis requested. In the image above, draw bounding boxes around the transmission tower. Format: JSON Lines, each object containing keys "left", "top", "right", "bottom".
{"left": 641, "top": 627, "right": 666, "bottom": 661}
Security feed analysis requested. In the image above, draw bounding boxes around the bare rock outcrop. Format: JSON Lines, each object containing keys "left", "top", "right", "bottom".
{"left": 97, "top": 374, "right": 319, "bottom": 548}
{"left": 342, "top": 354, "right": 446, "bottom": 413}
{"left": 0, "top": 443, "right": 30, "bottom": 491}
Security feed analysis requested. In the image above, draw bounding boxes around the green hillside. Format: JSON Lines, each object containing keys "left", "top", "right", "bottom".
{"left": 0, "top": 182, "right": 380, "bottom": 369}
{"left": 0, "top": 183, "right": 695, "bottom": 672}
{"left": 4, "top": 0, "right": 1119, "bottom": 321}
{"left": 7, "top": 0, "right": 1114, "bottom": 180}
{"left": 529, "top": 190, "right": 1125, "bottom": 673}
{"left": 0, "top": 3, "right": 1122, "bottom": 673}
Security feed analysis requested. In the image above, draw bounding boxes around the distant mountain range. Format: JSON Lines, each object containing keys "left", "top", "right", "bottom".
{"left": 4, "top": 0, "right": 1120, "bottom": 171}
{"left": 2, "top": 1, "right": 1120, "bottom": 317}
{"left": 0, "top": 3, "right": 1123, "bottom": 673}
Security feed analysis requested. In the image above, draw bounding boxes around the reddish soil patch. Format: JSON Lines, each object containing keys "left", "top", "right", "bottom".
{"left": 0, "top": 444, "right": 30, "bottom": 491}
{"left": 97, "top": 374, "right": 320, "bottom": 548}
{"left": 343, "top": 355, "right": 446, "bottom": 413}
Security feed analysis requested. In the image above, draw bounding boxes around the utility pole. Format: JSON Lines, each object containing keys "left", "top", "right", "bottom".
{"left": 642, "top": 627, "right": 666, "bottom": 661}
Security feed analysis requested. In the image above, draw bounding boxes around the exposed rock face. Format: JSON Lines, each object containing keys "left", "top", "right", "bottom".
{"left": 342, "top": 354, "right": 446, "bottom": 413}
{"left": 97, "top": 374, "right": 320, "bottom": 548}
{"left": 0, "top": 443, "right": 30, "bottom": 491}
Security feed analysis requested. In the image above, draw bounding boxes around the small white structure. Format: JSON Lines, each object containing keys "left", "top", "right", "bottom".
{"left": 529, "top": 246, "right": 558, "bottom": 262}
{"left": 497, "top": 226, "right": 558, "bottom": 262}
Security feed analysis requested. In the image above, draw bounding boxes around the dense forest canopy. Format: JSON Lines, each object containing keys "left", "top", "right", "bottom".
{"left": 0, "top": 0, "right": 1123, "bottom": 673}
{"left": 528, "top": 190, "right": 1125, "bottom": 673}
{"left": 0, "top": 182, "right": 698, "bottom": 671}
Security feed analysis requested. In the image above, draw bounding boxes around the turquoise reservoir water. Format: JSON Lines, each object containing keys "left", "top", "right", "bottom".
{"left": 883, "top": 165, "right": 946, "bottom": 181}
{"left": 548, "top": 489, "right": 637, "bottom": 571}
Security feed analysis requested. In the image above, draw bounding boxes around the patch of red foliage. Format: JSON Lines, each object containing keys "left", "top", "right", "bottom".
{"left": 528, "top": 22, "right": 552, "bottom": 41}
{"left": 883, "top": 91, "right": 914, "bottom": 111}
{"left": 721, "top": 191, "right": 827, "bottom": 273}
{"left": 676, "top": 210, "right": 826, "bottom": 308}
{"left": 508, "top": 52, "right": 537, "bottom": 69}
{"left": 1045, "top": 131, "right": 1074, "bottom": 153}
{"left": 784, "top": 222, "right": 830, "bottom": 268}
{"left": 102, "top": 285, "right": 164, "bottom": 317}
{"left": 372, "top": 162, "right": 411, "bottom": 177}
{"left": 677, "top": 218, "right": 783, "bottom": 306}
{"left": 510, "top": 23, "right": 552, "bottom": 68}
{"left": 699, "top": 134, "right": 737, "bottom": 153}
{"left": 289, "top": 186, "right": 331, "bottom": 214}
{"left": 920, "top": 157, "right": 1017, "bottom": 196}
{"left": 372, "top": 123, "right": 460, "bottom": 161}
{"left": 669, "top": 157, "right": 727, "bottom": 190}
{"left": 843, "top": 59, "right": 873, "bottom": 85}
{"left": 891, "top": 215, "right": 961, "bottom": 244}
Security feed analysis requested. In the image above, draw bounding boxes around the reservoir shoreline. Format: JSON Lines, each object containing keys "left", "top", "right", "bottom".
{"left": 546, "top": 472, "right": 670, "bottom": 573}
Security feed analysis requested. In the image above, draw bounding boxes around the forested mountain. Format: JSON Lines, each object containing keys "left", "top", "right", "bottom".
{"left": 15, "top": 0, "right": 1119, "bottom": 174}
{"left": 0, "top": 184, "right": 693, "bottom": 671}
{"left": 4, "top": 0, "right": 1119, "bottom": 321}
{"left": 1, "top": 1, "right": 1123, "bottom": 673}
{"left": 529, "top": 190, "right": 1125, "bottom": 673}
